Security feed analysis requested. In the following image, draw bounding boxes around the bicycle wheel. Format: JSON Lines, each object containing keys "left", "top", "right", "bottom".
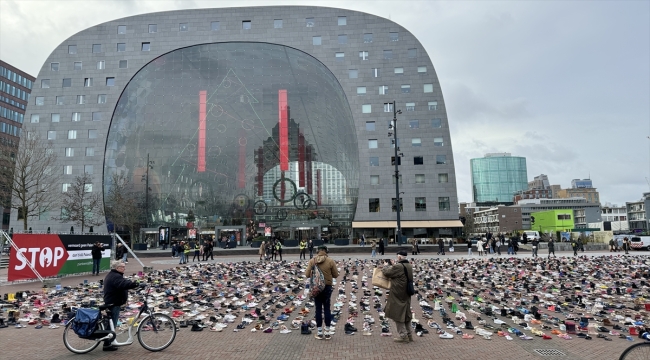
{"left": 137, "top": 313, "right": 177, "bottom": 351}
{"left": 62, "top": 317, "right": 104, "bottom": 354}
{"left": 620, "top": 342, "right": 650, "bottom": 360}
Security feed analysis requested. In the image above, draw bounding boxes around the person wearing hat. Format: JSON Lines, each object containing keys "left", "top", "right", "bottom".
{"left": 381, "top": 249, "right": 414, "bottom": 343}
{"left": 305, "top": 245, "right": 339, "bottom": 340}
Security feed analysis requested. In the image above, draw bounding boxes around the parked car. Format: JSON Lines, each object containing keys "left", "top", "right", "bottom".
{"left": 630, "top": 236, "right": 650, "bottom": 251}
{"left": 523, "top": 231, "right": 541, "bottom": 241}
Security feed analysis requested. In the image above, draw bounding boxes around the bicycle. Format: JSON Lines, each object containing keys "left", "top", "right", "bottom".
{"left": 619, "top": 334, "right": 650, "bottom": 360}
{"left": 62, "top": 285, "right": 177, "bottom": 354}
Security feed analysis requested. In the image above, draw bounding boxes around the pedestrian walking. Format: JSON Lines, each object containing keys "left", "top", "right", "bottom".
{"left": 531, "top": 238, "right": 539, "bottom": 258}
{"left": 381, "top": 250, "right": 414, "bottom": 343}
{"left": 378, "top": 238, "right": 385, "bottom": 255}
{"left": 571, "top": 239, "right": 578, "bottom": 256}
{"left": 467, "top": 240, "right": 473, "bottom": 256}
{"left": 372, "top": 241, "right": 377, "bottom": 257}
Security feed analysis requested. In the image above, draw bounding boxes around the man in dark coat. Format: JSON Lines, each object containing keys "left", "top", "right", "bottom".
{"left": 382, "top": 250, "right": 414, "bottom": 343}
{"left": 102, "top": 261, "right": 139, "bottom": 351}
{"left": 91, "top": 242, "right": 103, "bottom": 275}
{"left": 378, "top": 238, "right": 385, "bottom": 255}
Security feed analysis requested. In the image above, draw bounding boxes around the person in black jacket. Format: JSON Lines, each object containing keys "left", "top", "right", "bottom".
{"left": 91, "top": 242, "right": 103, "bottom": 275}
{"left": 102, "top": 261, "right": 139, "bottom": 351}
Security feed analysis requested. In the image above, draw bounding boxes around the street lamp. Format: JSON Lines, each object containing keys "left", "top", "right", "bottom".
{"left": 390, "top": 100, "right": 403, "bottom": 245}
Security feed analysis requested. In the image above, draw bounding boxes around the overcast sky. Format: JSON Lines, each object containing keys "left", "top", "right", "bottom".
{"left": 1, "top": 0, "right": 648, "bottom": 206}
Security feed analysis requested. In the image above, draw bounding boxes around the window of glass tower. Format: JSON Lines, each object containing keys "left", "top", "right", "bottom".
{"left": 104, "top": 42, "right": 359, "bottom": 233}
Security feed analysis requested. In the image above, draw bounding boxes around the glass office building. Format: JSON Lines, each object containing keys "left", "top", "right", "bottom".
{"left": 471, "top": 153, "right": 527, "bottom": 205}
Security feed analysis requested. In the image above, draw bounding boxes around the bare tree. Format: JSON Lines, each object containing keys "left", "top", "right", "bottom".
{"left": 104, "top": 172, "right": 144, "bottom": 244}
{"left": 55, "top": 173, "right": 104, "bottom": 233}
{"left": 0, "top": 132, "right": 61, "bottom": 231}
{"left": 462, "top": 213, "right": 476, "bottom": 240}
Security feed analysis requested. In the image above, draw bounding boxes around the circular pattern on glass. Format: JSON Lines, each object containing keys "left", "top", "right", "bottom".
{"left": 276, "top": 209, "right": 288, "bottom": 221}
{"left": 303, "top": 199, "right": 318, "bottom": 210}
{"left": 293, "top": 192, "right": 311, "bottom": 209}
{"left": 233, "top": 194, "right": 250, "bottom": 211}
{"left": 253, "top": 200, "right": 267, "bottom": 215}
{"left": 272, "top": 178, "right": 297, "bottom": 203}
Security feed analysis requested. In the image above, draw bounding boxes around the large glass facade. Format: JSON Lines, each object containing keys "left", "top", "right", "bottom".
{"left": 104, "top": 42, "right": 359, "bottom": 233}
{"left": 471, "top": 156, "right": 527, "bottom": 204}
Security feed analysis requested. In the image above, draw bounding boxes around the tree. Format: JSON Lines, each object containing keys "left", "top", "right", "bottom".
{"left": 462, "top": 213, "right": 476, "bottom": 240}
{"left": 0, "top": 132, "right": 61, "bottom": 231}
{"left": 104, "top": 172, "right": 144, "bottom": 244}
{"left": 55, "top": 173, "right": 104, "bottom": 233}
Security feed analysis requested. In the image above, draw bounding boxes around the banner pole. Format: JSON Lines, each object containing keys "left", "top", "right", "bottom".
{"left": 113, "top": 233, "right": 145, "bottom": 268}
{"left": 0, "top": 230, "right": 44, "bottom": 282}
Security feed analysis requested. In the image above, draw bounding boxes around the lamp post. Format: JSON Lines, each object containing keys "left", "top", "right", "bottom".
{"left": 390, "top": 101, "right": 403, "bottom": 245}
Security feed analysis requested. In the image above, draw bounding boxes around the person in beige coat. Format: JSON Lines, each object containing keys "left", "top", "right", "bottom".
{"left": 381, "top": 249, "right": 414, "bottom": 343}
{"left": 259, "top": 241, "right": 266, "bottom": 261}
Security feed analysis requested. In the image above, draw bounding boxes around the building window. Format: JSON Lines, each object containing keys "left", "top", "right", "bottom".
{"left": 379, "top": 85, "right": 388, "bottom": 95}
{"left": 392, "top": 174, "right": 402, "bottom": 184}
{"left": 362, "top": 104, "right": 371, "bottom": 113}
{"left": 65, "top": 148, "right": 74, "bottom": 157}
{"left": 401, "top": 85, "right": 411, "bottom": 93}
{"left": 47, "top": 130, "right": 56, "bottom": 140}
{"left": 424, "top": 84, "right": 434, "bottom": 93}
{"left": 179, "top": 23, "right": 188, "bottom": 31}
{"left": 383, "top": 103, "right": 393, "bottom": 112}
{"left": 88, "top": 130, "right": 97, "bottom": 139}
{"left": 439, "top": 197, "right": 450, "bottom": 211}
{"left": 338, "top": 16, "right": 347, "bottom": 25}
{"left": 274, "top": 19, "right": 283, "bottom": 28}
{"left": 119, "top": 60, "right": 128, "bottom": 69}
{"left": 62, "top": 183, "right": 70, "bottom": 192}
{"left": 414, "top": 156, "right": 424, "bottom": 165}
{"left": 366, "top": 121, "right": 375, "bottom": 131}
{"left": 418, "top": 66, "right": 427, "bottom": 73}
{"left": 92, "top": 112, "right": 102, "bottom": 121}
{"left": 106, "top": 77, "right": 115, "bottom": 86}
{"left": 62, "top": 78, "right": 72, "bottom": 87}
{"left": 391, "top": 198, "right": 403, "bottom": 212}
{"left": 306, "top": 18, "right": 314, "bottom": 27}
{"left": 51, "top": 113, "right": 60, "bottom": 122}
{"left": 312, "top": 36, "right": 321, "bottom": 45}
{"left": 363, "top": 33, "right": 373, "bottom": 43}
{"left": 415, "top": 197, "right": 427, "bottom": 211}
{"left": 96, "top": 60, "right": 105, "bottom": 70}
{"left": 438, "top": 173, "right": 448, "bottom": 183}
{"left": 349, "top": 69, "right": 358, "bottom": 78}
{"left": 148, "top": 24, "right": 157, "bottom": 33}
{"left": 64, "top": 166, "right": 73, "bottom": 175}
{"left": 383, "top": 50, "right": 393, "bottom": 59}
{"left": 86, "top": 147, "right": 94, "bottom": 156}
{"left": 35, "top": 96, "right": 44, "bottom": 106}
{"left": 428, "top": 101, "right": 438, "bottom": 111}
{"left": 211, "top": 21, "right": 220, "bottom": 31}
{"left": 338, "top": 34, "right": 347, "bottom": 44}
{"left": 30, "top": 114, "right": 39, "bottom": 123}
{"left": 84, "top": 165, "right": 94, "bottom": 174}
{"left": 436, "top": 155, "right": 447, "bottom": 164}
{"left": 412, "top": 138, "right": 421, "bottom": 147}
{"left": 390, "top": 32, "right": 399, "bottom": 41}
{"left": 242, "top": 20, "right": 251, "bottom": 30}
{"left": 74, "top": 62, "right": 82, "bottom": 70}
{"left": 92, "top": 44, "right": 102, "bottom": 53}
{"left": 409, "top": 120, "right": 419, "bottom": 128}
{"left": 98, "top": 94, "right": 107, "bottom": 103}
{"left": 76, "top": 95, "right": 85, "bottom": 104}
{"left": 408, "top": 48, "right": 417, "bottom": 58}
{"left": 117, "top": 43, "right": 126, "bottom": 52}
{"left": 68, "top": 45, "right": 77, "bottom": 54}
{"left": 391, "top": 156, "right": 401, "bottom": 166}
{"left": 41, "top": 79, "right": 50, "bottom": 88}
{"left": 68, "top": 130, "right": 77, "bottom": 139}
{"left": 370, "top": 175, "right": 379, "bottom": 185}
{"left": 369, "top": 198, "right": 380, "bottom": 212}
{"left": 403, "top": 103, "right": 414, "bottom": 112}
{"left": 394, "top": 67, "right": 404, "bottom": 75}
{"left": 434, "top": 137, "right": 444, "bottom": 146}
{"left": 357, "top": 86, "right": 366, "bottom": 95}
{"left": 359, "top": 51, "right": 369, "bottom": 60}
{"left": 72, "top": 112, "right": 81, "bottom": 121}
{"left": 56, "top": 96, "right": 64, "bottom": 105}
{"left": 372, "top": 68, "right": 380, "bottom": 77}
{"left": 84, "top": 78, "right": 93, "bottom": 87}
{"left": 117, "top": 25, "right": 126, "bottom": 34}
{"left": 368, "top": 139, "right": 378, "bottom": 149}
{"left": 142, "top": 42, "right": 151, "bottom": 51}
{"left": 84, "top": 184, "right": 93, "bottom": 193}
{"left": 432, "top": 118, "right": 442, "bottom": 128}
{"left": 335, "top": 52, "right": 344, "bottom": 61}
{"left": 415, "top": 174, "right": 425, "bottom": 184}
{"left": 369, "top": 157, "right": 379, "bottom": 166}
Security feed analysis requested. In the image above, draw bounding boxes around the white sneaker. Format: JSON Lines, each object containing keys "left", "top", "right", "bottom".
{"left": 493, "top": 319, "right": 505, "bottom": 325}
{"left": 280, "top": 328, "right": 291, "bottom": 334}
{"left": 439, "top": 332, "right": 454, "bottom": 339}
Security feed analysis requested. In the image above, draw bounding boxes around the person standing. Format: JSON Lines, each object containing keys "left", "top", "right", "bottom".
{"left": 115, "top": 243, "right": 125, "bottom": 262}
{"left": 609, "top": 238, "right": 615, "bottom": 252}
{"left": 259, "top": 241, "right": 266, "bottom": 262}
{"left": 192, "top": 241, "right": 201, "bottom": 262}
{"left": 308, "top": 239, "right": 314, "bottom": 259}
{"left": 378, "top": 238, "right": 385, "bottom": 255}
{"left": 203, "top": 240, "right": 214, "bottom": 261}
{"left": 476, "top": 238, "right": 484, "bottom": 256}
{"left": 91, "top": 242, "right": 103, "bottom": 276}
{"left": 623, "top": 237, "right": 630, "bottom": 255}
{"left": 299, "top": 239, "right": 307, "bottom": 260}
{"left": 507, "top": 237, "right": 514, "bottom": 255}
{"left": 305, "top": 245, "right": 339, "bottom": 340}
{"left": 467, "top": 239, "right": 473, "bottom": 256}
{"left": 571, "top": 239, "right": 578, "bottom": 256}
{"left": 531, "top": 238, "right": 539, "bottom": 258}
{"left": 102, "top": 261, "right": 139, "bottom": 351}
{"left": 276, "top": 240, "right": 283, "bottom": 261}
{"left": 178, "top": 241, "right": 186, "bottom": 264}
{"left": 382, "top": 250, "right": 414, "bottom": 343}
{"left": 437, "top": 238, "right": 445, "bottom": 255}
{"left": 547, "top": 238, "right": 556, "bottom": 258}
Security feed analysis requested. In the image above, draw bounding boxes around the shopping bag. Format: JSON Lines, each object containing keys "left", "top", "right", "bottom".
{"left": 372, "top": 267, "right": 391, "bottom": 289}
{"left": 449, "top": 247, "right": 455, "bottom": 252}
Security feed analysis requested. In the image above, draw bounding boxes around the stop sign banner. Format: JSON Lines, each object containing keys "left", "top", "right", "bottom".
{"left": 8, "top": 234, "right": 112, "bottom": 281}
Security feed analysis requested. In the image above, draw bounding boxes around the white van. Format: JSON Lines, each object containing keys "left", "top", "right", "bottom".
{"left": 523, "top": 231, "right": 540, "bottom": 241}
{"left": 630, "top": 236, "right": 650, "bottom": 251}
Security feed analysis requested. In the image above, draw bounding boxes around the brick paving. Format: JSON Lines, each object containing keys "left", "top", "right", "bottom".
{"left": 0, "top": 250, "right": 646, "bottom": 359}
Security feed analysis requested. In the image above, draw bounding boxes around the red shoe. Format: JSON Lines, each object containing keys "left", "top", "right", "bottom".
{"left": 542, "top": 334, "right": 552, "bottom": 340}
{"left": 28, "top": 319, "right": 38, "bottom": 325}
{"left": 172, "top": 310, "right": 184, "bottom": 318}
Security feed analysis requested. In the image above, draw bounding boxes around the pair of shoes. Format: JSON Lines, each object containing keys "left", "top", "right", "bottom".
{"left": 393, "top": 336, "right": 409, "bottom": 342}
{"left": 102, "top": 345, "right": 119, "bottom": 352}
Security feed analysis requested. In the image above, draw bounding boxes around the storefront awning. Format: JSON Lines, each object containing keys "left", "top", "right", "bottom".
{"left": 352, "top": 220, "right": 463, "bottom": 229}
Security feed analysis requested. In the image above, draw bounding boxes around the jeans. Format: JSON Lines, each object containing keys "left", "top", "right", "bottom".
{"left": 314, "top": 285, "right": 333, "bottom": 328}
{"left": 371, "top": 249, "right": 376, "bottom": 257}
{"left": 92, "top": 258, "right": 101, "bottom": 274}
{"left": 532, "top": 248, "right": 538, "bottom": 257}
{"left": 104, "top": 305, "right": 121, "bottom": 346}
{"left": 122, "top": 253, "right": 128, "bottom": 262}
{"left": 179, "top": 252, "right": 186, "bottom": 264}
{"left": 468, "top": 248, "right": 472, "bottom": 256}
{"left": 508, "top": 246, "right": 513, "bottom": 255}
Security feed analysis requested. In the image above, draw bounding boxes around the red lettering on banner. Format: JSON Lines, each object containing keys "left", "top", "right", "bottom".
{"left": 8, "top": 234, "right": 66, "bottom": 281}
{"left": 278, "top": 90, "right": 288, "bottom": 171}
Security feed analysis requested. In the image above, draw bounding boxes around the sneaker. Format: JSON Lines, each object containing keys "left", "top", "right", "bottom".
{"left": 439, "top": 332, "right": 454, "bottom": 339}
{"left": 102, "top": 345, "right": 119, "bottom": 351}
{"left": 314, "top": 332, "right": 324, "bottom": 340}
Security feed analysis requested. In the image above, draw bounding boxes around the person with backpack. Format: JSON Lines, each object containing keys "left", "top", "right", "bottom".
{"left": 304, "top": 245, "right": 339, "bottom": 340}
{"left": 382, "top": 250, "right": 414, "bottom": 343}
{"left": 102, "top": 260, "right": 139, "bottom": 351}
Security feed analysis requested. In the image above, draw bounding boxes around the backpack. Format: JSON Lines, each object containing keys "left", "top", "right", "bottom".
{"left": 71, "top": 308, "right": 100, "bottom": 338}
{"left": 308, "top": 261, "right": 326, "bottom": 299}
{"left": 401, "top": 264, "right": 415, "bottom": 296}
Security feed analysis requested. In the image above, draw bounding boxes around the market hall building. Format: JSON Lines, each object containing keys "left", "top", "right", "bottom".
{"left": 12, "top": 6, "right": 461, "bottom": 242}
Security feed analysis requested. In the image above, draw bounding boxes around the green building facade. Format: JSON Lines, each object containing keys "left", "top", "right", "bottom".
{"left": 530, "top": 209, "right": 574, "bottom": 233}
